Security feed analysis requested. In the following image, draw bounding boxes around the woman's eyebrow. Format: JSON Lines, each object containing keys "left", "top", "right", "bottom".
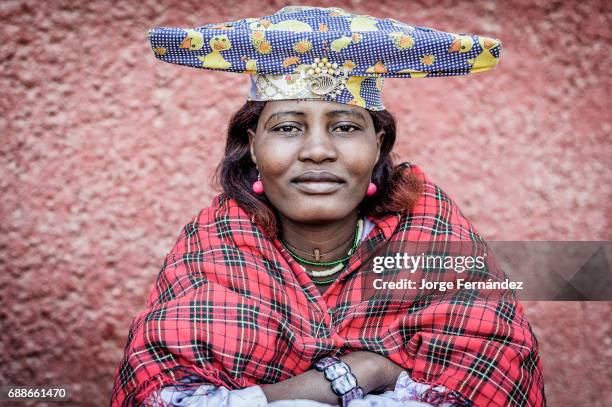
{"left": 264, "top": 111, "right": 305, "bottom": 127}
{"left": 326, "top": 110, "right": 367, "bottom": 122}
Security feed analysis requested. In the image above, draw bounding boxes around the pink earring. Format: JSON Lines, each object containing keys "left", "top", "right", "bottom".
{"left": 252, "top": 172, "right": 264, "bottom": 195}
{"left": 366, "top": 181, "right": 377, "bottom": 197}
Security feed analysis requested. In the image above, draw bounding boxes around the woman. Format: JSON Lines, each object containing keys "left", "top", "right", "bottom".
{"left": 111, "top": 6, "right": 545, "bottom": 407}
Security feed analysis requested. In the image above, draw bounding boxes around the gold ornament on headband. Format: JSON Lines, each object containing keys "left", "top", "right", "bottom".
{"left": 301, "top": 57, "right": 349, "bottom": 99}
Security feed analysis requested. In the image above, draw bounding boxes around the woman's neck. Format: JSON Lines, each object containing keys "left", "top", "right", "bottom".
{"left": 279, "top": 211, "right": 359, "bottom": 263}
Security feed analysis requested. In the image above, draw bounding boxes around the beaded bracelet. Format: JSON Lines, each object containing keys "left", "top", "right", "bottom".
{"left": 314, "top": 356, "right": 365, "bottom": 407}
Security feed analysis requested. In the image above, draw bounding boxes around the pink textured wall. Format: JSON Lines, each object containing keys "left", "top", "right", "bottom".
{"left": 1, "top": 0, "right": 610, "bottom": 405}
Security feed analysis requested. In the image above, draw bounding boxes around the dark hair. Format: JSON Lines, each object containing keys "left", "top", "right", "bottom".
{"left": 214, "top": 101, "right": 423, "bottom": 238}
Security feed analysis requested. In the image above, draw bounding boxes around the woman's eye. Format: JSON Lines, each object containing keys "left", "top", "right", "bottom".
{"left": 333, "top": 124, "right": 359, "bottom": 133}
{"left": 273, "top": 125, "right": 301, "bottom": 133}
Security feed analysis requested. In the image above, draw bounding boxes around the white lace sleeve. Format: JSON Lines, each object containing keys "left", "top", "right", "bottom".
{"left": 143, "top": 375, "right": 267, "bottom": 407}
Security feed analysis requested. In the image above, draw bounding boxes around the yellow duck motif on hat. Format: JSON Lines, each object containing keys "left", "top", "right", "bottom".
{"left": 331, "top": 34, "right": 362, "bottom": 52}
{"left": 196, "top": 35, "right": 232, "bottom": 69}
{"left": 350, "top": 15, "right": 379, "bottom": 32}
{"left": 448, "top": 34, "right": 474, "bottom": 53}
{"left": 346, "top": 76, "right": 367, "bottom": 107}
{"left": 179, "top": 29, "right": 204, "bottom": 51}
{"left": 467, "top": 37, "right": 501, "bottom": 73}
{"left": 249, "top": 19, "right": 312, "bottom": 32}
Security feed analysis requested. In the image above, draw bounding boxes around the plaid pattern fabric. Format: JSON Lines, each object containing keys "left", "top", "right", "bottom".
{"left": 110, "top": 163, "right": 545, "bottom": 406}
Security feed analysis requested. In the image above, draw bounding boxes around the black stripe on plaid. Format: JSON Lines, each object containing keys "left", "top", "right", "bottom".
{"left": 427, "top": 338, "right": 454, "bottom": 368}
{"left": 250, "top": 221, "right": 265, "bottom": 238}
{"left": 184, "top": 222, "right": 200, "bottom": 238}
{"left": 431, "top": 214, "right": 454, "bottom": 235}
{"left": 442, "top": 320, "right": 466, "bottom": 336}
{"left": 144, "top": 307, "right": 167, "bottom": 322}
{"left": 469, "top": 229, "right": 484, "bottom": 242}
{"left": 270, "top": 297, "right": 294, "bottom": 323}
{"left": 358, "top": 336, "right": 389, "bottom": 354}
{"left": 183, "top": 250, "right": 205, "bottom": 263}
{"left": 277, "top": 318, "right": 297, "bottom": 347}
{"left": 262, "top": 258, "right": 286, "bottom": 285}
{"left": 146, "top": 340, "right": 175, "bottom": 364}
{"left": 331, "top": 300, "right": 357, "bottom": 322}
{"left": 220, "top": 244, "right": 246, "bottom": 267}
{"left": 236, "top": 302, "right": 260, "bottom": 328}
{"left": 466, "top": 260, "right": 491, "bottom": 280}
{"left": 495, "top": 302, "right": 516, "bottom": 324}
{"left": 117, "top": 359, "right": 135, "bottom": 388}
{"left": 303, "top": 287, "right": 319, "bottom": 304}
{"left": 399, "top": 322, "right": 420, "bottom": 338}
{"left": 190, "top": 300, "right": 215, "bottom": 323}
{"left": 521, "top": 349, "right": 539, "bottom": 374}
{"left": 434, "top": 185, "right": 452, "bottom": 204}
{"left": 214, "top": 217, "right": 234, "bottom": 238}
{"left": 487, "top": 333, "right": 515, "bottom": 346}
{"left": 364, "top": 296, "right": 393, "bottom": 318}
{"left": 192, "top": 339, "right": 214, "bottom": 364}
{"left": 469, "top": 353, "right": 497, "bottom": 382}
{"left": 159, "top": 286, "right": 176, "bottom": 303}
{"left": 509, "top": 381, "right": 528, "bottom": 407}
{"left": 188, "top": 274, "right": 208, "bottom": 289}
{"left": 264, "top": 321, "right": 300, "bottom": 379}
{"left": 407, "top": 298, "right": 432, "bottom": 314}
{"left": 262, "top": 362, "right": 285, "bottom": 383}
{"left": 449, "top": 289, "right": 479, "bottom": 306}
{"left": 231, "top": 351, "right": 251, "bottom": 376}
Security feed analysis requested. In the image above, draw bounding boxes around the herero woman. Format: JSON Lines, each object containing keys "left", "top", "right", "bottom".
{"left": 111, "top": 6, "right": 545, "bottom": 407}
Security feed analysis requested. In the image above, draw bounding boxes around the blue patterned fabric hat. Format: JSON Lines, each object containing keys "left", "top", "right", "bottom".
{"left": 148, "top": 6, "right": 502, "bottom": 111}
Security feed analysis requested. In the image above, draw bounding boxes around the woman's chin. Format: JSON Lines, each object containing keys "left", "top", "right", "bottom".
{"left": 283, "top": 201, "right": 358, "bottom": 224}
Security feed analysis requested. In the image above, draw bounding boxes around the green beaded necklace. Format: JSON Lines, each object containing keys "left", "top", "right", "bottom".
{"left": 310, "top": 275, "right": 339, "bottom": 286}
{"left": 281, "top": 220, "right": 362, "bottom": 267}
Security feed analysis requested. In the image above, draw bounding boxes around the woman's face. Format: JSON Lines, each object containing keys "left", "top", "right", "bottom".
{"left": 248, "top": 100, "right": 384, "bottom": 225}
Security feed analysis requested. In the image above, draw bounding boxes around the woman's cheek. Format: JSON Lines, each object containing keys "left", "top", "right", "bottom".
{"left": 257, "top": 143, "right": 292, "bottom": 177}
{"left": 344, "top": 143, "right": 378, "bottom": 178}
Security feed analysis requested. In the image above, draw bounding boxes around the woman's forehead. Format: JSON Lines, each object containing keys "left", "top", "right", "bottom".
{"left": 261, "top": 100, "right": 369, "bottom": 120}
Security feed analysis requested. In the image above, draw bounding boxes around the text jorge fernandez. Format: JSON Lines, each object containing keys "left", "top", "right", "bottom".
{"left": 370, "top": 253, "right": 524, "bottom": 291}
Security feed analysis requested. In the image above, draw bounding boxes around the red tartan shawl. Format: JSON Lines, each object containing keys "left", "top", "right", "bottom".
{"left": 110, "top": 163, "right": 545, "bottom": 406}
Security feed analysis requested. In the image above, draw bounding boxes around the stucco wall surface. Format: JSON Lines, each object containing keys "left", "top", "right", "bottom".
{"left": 1, "top": 0, "right": 610, "bottom": 406}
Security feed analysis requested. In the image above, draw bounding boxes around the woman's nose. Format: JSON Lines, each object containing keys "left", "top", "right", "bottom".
{"left": 297, "top": 127, "right": 338, "bottom": 163}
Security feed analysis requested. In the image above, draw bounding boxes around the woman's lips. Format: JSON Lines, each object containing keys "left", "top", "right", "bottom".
{"left": 291, "top": 171, "right": 345, "bottom": 194}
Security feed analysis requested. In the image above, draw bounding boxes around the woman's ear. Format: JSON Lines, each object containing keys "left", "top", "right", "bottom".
{"left": 375, "top": 130, "right": 385, "bottom": 164}
{"left": 247, "top": 128, "right": 257, "bottom": 166}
